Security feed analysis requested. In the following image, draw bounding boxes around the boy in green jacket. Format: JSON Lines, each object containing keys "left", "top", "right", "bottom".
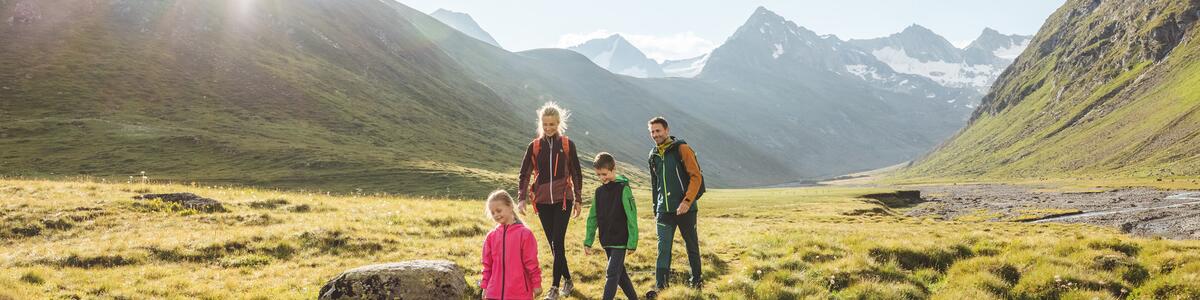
{"left": 583, "top": 152, "right": 639, "bottom": 300}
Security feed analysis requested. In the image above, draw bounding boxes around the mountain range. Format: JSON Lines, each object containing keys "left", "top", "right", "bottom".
{"left": 1, "top": 0, "right": 1093, "bottom": 196}
{"left": 561, "top": 15, "right": 1032, "bottom": 111}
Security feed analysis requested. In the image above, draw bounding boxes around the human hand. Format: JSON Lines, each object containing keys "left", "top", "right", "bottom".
{"left": 676, "top": 201, "right": 692, "bottom": 215}
{"left": 518, "top": 201, "right": 528, "bottom": 215}
{"left": 584, "top": 247, "right": 593, "bottom": 256}
{"left": 534, "top": 287, "right": 543, "bottom": 297}
{"left": 571, "top": 202, "right": 582, "bottom": 218}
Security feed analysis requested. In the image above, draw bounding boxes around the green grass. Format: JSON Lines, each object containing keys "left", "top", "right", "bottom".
{"left": 0, "top": 0, "right": 542, "bottom": 198}
{"left": 2, "top": 178, "right": 1199, "bottom": 299}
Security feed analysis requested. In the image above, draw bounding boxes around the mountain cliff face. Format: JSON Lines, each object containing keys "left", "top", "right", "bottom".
{"left": 902, "top": 0, "right": 1200, "bottom": 179}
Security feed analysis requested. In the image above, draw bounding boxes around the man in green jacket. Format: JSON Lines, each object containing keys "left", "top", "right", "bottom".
{"left": 646, "top": 116, "right": 704, "bottom": 296}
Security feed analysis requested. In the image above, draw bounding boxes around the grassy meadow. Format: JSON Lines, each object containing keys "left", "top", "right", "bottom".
{"left": 1, "top": 178, "right": 1199, "bottom": 299}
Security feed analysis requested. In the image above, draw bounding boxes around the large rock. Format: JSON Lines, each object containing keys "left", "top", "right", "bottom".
{"left": 318, "top": 260, "right": 468, "bottom": 300}
{"left": 133, "top": 193, "right": 226, "bottom": 213}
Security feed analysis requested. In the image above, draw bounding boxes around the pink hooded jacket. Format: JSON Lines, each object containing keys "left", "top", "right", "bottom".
{"left": 481, "top": 222, "right": 542, "bottom": 300}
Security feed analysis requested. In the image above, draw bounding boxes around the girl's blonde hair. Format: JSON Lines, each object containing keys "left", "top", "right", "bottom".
{"left": 536, "top": 101, "right": 570, "bottom": 137}
{"left": 485, "top": 189, "right": 521, "bottom": 223}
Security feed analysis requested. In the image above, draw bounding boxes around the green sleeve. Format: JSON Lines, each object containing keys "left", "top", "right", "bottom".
{"left": 583, "top": 195, "right": 599, "bottom": 248}
{"left": 623, "top": 184, "right": 638, "bottom": 250}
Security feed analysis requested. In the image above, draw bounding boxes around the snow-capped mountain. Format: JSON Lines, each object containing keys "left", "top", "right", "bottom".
{"left": 567, "top": 34, "right": 666, "bottom": 78}
{"left": 700, "top": 7, "right": 975, "bottom": 111}
{"left": 848, "top": 25, "right": 1031, "bottom": 95}
{"left": 429, "top": 9, "right": 503, "bottom": 48}
{"left": 632, "top": 6, "right": 975, "bottom": 182}
{"left": 963, "top": 27, "right": 1033, "bottom": 64}
{"left": 660, "top": 53, "right": 709, "bottom": 78}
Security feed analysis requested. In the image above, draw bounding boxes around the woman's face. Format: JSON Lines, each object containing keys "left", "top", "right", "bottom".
{"left": 489, "top": 201, "right": 514, "bottom": 225}
{"left": 542, "top": 115, "right": 560, "bottom": 137}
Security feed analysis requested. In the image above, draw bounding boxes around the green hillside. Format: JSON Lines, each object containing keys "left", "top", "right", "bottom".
{"left": 0, "top": 0, "right": 530, "bottom": 196}
{"left": 900, "top": 0, "right": 1200, "bottom": 180}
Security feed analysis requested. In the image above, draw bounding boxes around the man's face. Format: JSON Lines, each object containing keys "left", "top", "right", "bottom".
{"left": 649, "top": 123, "right": 669, "bottom": 145}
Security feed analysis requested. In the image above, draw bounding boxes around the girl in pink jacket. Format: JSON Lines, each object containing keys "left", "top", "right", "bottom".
{"left": 481, "top": 190, "right": 543, "bottom": 300}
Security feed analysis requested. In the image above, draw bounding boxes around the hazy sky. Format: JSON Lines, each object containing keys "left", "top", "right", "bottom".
{"left": 396, "top": 0, "right": 1066, "bottom": 62}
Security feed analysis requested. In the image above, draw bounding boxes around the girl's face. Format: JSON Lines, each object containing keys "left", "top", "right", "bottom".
{"left": 489, "top": 201, "right": 515, "bottom": 225}
{"left": 541, "top": 115, "right": 560, "bottom": 137}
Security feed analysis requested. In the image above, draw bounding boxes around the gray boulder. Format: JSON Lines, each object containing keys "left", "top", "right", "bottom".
{"left": 318, "top": 260, "right": 468, "bottom": 300}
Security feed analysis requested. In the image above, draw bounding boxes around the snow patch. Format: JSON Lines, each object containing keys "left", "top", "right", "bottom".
{"left": 993, "top": 39, "right": 1031, "bottom": 60}
{"left": 773, "top": 43, "right": 785, "bottom": 59}
{"left": 662, "top": 53, "right": 709, "bottom": 78}
{"left": 871, "top": 47, "right": 1000, "bottom": 88}
{"left": 592, "top": 40, "right": 619, "bottom": 68}
{"left": 845, "top": 64, "right": 882, "bottom": 81}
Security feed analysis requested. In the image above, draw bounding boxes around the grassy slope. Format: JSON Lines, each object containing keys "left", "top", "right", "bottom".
{"left": 0, "top": 0, "right": 534, "bottom": 197}
{"left": 2, "top": 178, "right": 1198, "bottom": 299}
{"left": 898, "top": 0, "right": 1200, "bottom": 182}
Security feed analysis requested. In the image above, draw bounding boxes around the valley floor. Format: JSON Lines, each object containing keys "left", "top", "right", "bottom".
{"left": 1, "top": 178, "right": 1199, "bottom": 299}
{"left": 908, "top": 184, "right": 1200, "bottom": 239}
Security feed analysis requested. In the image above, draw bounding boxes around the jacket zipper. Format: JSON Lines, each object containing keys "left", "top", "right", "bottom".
{"left": 660, "top": 153, "right": 669, "bottom": 212}
{"left": 549, "top": 137, "right": 555, "bottom": 206}
{"left": 501, "top": 224, "right": 507, "bottom": 300}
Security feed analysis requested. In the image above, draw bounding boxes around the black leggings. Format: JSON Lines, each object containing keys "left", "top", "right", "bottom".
{"left": 537, "top": 201, "right": 573, "bottom": 287}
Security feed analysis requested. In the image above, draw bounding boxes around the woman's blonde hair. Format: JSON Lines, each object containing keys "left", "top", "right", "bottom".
{"left": 485, "top": 189, "right": 521, "bottom": 223}
{"left": 536, "top": 101, "right": 570, "bottom": 137}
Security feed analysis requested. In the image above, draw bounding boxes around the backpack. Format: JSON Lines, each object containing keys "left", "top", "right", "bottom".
{"left": 650, "top": 144, "right": 707, "bottom": 203}
{"left": 692, "top": 151, "right": 706, "bottom": 201}
{"left": 529, "top": 135, "right": 575, "bottom": 214}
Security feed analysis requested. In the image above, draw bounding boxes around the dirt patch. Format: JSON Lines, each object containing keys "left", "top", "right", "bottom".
{"left": 907, "top": 184, "right": 1200, "bottom": 239}
{"left": 862, "top": 190, "right": 923, "bottom": 208}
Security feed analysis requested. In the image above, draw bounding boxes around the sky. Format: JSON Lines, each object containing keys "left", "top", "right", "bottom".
{"left": 396, "top": 0, "right": 1066, "bottom": 63}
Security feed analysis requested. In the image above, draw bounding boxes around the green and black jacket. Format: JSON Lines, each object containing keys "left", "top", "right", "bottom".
{"left": 649, "top": 137, "right": 703, "bottom": 214}
{"left": 583, "top": 175, "right": 638, "bottom": 250}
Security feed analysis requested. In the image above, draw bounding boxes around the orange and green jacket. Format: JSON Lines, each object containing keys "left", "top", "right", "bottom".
{"left": 648, "top": 137, "right": 703, "bottom": 214}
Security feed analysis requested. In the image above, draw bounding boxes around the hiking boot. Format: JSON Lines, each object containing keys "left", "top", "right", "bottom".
{"left": 560, "top": 279, "right": 574, "bottom": 296}
{"left": 644, "top": 289, "right": 658, "bottom": 300}
{"left": 544, "top": 287, "right": 560, "bottom": 300}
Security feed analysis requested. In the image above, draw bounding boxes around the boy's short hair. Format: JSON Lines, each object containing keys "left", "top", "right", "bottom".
{"left": 648, "top": 116, "right": 669, "bottom": 129}
{"left": 592, "top": 152, "right": 616, "bottom": 170}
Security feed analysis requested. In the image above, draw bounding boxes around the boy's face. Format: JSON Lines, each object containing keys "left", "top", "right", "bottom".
{"left": 489, "top": 201, "right": 514, "bottom": 225}
{"left": 595, "top": 167, "right": 615, "bottom": 183}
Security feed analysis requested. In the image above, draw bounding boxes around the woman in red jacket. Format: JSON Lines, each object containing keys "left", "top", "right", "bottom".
{"left": 517, "top": 102, "right": 583, "bottom": 299}
{"left": 481, "top": 190, "right": 543, "bottom": 300}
